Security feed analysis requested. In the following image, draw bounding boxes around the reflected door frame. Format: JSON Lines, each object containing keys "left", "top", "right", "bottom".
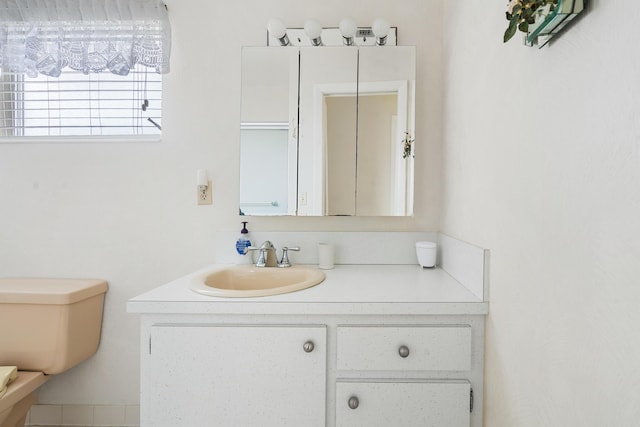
{"left": 312, "top": 80, "right": 409, "bottom": 216}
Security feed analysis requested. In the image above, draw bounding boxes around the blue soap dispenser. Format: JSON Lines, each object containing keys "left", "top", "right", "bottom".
{"left": 235, "top": 221, "right": 253, "bottom": 264}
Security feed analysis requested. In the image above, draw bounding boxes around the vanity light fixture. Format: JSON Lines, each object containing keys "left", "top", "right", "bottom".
{"left": 304, "top": 19, "right": 323, "bottom": 46}
{"left": 267, "top": 18, "right": 290, "bottom": 46}
{"left": 266, "top": 18, "right": 396, "bottom": 47}
{"left": 339, "top": 17, "right": 357, "bottom": 46}
{"left": 372, "top": 18, "right": 390, "bottom": 46}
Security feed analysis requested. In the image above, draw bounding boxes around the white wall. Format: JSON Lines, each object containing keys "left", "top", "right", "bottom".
{"left": 0, "top": 0, "right": 442, "bottom": 406}
{"left": 356, "top": 94, "right": 396, "bottom": 215}
{"left": 442, "top": 1, "right": 640, "bottom": 425}
{"left": 240, "top": 129, "right": 289, "bottom": 215}
{"left": 326, "top": 96, "right": 357, "bottom": 216}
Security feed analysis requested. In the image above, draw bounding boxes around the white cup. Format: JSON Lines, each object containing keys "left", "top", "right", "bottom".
{"left": 318, "top": 243, "right": 335, "bottom": 270}
{"left": 416, "top": 241, "right": 437, "bottom": 268}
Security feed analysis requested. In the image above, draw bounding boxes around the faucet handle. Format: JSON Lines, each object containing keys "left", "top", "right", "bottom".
{"left": 244, "top": 246, "right": 265, "bottom": 266}
{"left": 278, "top": 246, "right": 300, "bottom": 268}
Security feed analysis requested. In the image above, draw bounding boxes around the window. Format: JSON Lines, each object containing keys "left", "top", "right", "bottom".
{"left": 0, "top": 66, "right": 162, "bottom": 138}
{"left": 0, "top": 0, "right": 170, "bottom": 139}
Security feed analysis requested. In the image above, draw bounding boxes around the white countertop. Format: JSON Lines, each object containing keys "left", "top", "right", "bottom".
{"left": 127, "top": 264, "right": 489, "bottom": 316}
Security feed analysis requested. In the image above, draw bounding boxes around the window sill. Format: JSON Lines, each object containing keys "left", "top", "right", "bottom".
{"left": 0, "top": 135, "right": 162, "bottom": 144}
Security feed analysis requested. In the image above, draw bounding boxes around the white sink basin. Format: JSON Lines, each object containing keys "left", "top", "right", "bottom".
{"left": 190, "top": 265, "right": 325, "bottom": 298}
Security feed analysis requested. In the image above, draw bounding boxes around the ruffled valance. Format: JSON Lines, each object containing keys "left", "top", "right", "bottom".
{"left": 0, "top": 0, "right": 171, "bottom": 77}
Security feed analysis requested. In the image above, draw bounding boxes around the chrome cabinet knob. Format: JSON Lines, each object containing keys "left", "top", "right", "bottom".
{"left": 398, "top": 345, "right": 410, "bottom": 358}
{"left": 348, "top": 396, "right": 359, "bottom": 410}
{"left": 303, "top": 341, "right": 315, "bottom": 353}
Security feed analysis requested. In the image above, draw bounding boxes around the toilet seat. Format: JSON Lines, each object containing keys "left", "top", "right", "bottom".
{"left": 0, "top": 372, "right": 48, "bottom": 426}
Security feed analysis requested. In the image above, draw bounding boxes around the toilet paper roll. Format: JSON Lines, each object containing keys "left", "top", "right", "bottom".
{"left": 318, "top": 243, "right": 334, "bottom": 270}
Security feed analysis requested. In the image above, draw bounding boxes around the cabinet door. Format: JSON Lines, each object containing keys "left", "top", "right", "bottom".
{"left": 336, "top": 381, "right": 470, "bottom": 427}
{"left": 143, "top": 325, "right": 326, "bottom": 427}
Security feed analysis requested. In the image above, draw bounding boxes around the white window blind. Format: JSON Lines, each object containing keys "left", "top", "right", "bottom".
{"left": 0, "top": 64, "right": 162, "bottom": 137}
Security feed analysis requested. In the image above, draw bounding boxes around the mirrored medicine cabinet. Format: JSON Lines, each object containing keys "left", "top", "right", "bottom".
{"left": 240, "top": 45, "right": 415, "bottom": 217}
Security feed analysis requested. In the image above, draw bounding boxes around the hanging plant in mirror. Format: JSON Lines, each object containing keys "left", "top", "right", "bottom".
{"left": 402, "top": 132, "right": 414, "bottom": 159}
{"left": 504, "top": 0, "right": 558, "bottom": 42}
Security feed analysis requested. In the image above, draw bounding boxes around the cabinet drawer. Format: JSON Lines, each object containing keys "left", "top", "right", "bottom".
{"left": 336, "top": 380, "right": 471, "bottom": 427}
{"left": 337, "top": 326, "right": 471, "bottom": 371}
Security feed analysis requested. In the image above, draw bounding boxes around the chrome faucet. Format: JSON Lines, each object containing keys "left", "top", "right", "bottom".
{"left": 245, "top": 241, "right": 300, "bottom": 268}
{"left": 246, "top": 241, "right": 278, "bottom": 267}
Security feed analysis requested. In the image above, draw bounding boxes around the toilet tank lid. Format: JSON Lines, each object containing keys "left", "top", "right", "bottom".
{"left": 0, "top": 278, "right": 108, "bottom": 304}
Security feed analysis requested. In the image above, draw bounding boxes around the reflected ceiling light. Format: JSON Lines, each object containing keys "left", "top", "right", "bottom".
{"left": 372, "top": 18, "right": 390, "bottom": 46}
{"left": 339, "top": 17, "right": 357, "bottom": 46}
{"left": 304, "top": 19, "right": 323, "bottom": 46}
{"left": 268, "top": 18, "right": 290, "bottom": 46}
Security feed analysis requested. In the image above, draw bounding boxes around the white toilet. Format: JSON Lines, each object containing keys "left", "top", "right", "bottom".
{"left": 0, "top": 278, "right": 108, "bottom": 427}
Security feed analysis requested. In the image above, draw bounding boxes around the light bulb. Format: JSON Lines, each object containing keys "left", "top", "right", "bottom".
{"left": 339, "top": 17, "right": 357, "bottom": 38}
{"left": 372, "top": 18, "right": 390, "bottom": 46}
{"left": 267, "top": 18, "right": 286, "bottom": 38}
{"left": 304, "top": 19, "right": 323, "bottom": 46}
{"left": 339, "top": 17, "right": 357, "bottom": 46}
{"left": 268, "top": 18, "right": 290, "bottom": 46}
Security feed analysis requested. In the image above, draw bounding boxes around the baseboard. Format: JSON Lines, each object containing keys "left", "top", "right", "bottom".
{"left": 27, "top": 404, "right": 139, "bottom": 427}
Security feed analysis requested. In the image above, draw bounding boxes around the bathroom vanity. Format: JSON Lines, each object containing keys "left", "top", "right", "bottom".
{"left": 128, "top": 263, "right": 488, "bottom": 427}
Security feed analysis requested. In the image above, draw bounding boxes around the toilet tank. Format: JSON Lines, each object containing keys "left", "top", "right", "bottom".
{"left": 0, "top": 278, "right": 107, "bottom": 375}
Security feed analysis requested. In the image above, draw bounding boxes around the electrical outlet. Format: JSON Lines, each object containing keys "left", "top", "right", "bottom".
{"left": 197, "top": 180, "right": 212, "bottom": 205}
{"left": 299, "top": 191, "right": 307, "bottom": 206}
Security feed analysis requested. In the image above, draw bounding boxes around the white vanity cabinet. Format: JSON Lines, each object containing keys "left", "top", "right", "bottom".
{"left": 142, "top": 324, "right": 327, "bottom": 427}
{"left": 137, "top": 316, "right": 483, "bottom": 427}
{"left": 129, "top": 264, "right": 489, "bottom": 427}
